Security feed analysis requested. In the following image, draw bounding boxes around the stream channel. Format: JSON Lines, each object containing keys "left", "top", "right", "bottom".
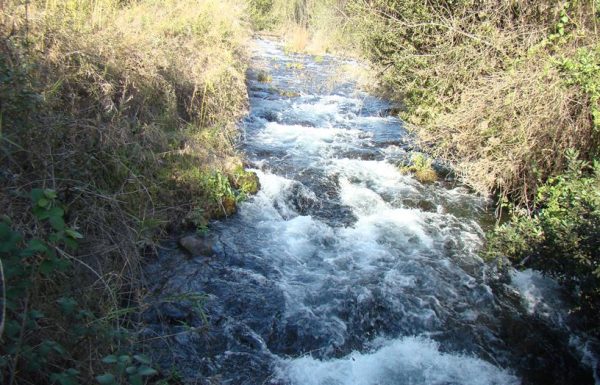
{"left": 141, "top": 39, "right": 599, "bottom": 385}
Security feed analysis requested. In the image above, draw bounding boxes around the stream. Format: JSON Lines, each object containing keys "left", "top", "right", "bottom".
{"left": 141, "top": 39, "right": 599, "bottom": 385}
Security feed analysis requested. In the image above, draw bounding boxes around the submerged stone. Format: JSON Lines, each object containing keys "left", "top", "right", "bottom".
{"left": 179, "top": 235, "right": 215, "bottom": 256}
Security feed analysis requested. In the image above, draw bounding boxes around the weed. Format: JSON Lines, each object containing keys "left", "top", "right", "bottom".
{"left": 486, "top": 149, "right": 600, "bottom": 333}
{"left": 257, "top": 70, "right": 273, "bottom": 83}
{"left": 399, "top": 153, "right": 438, "bottom": 183}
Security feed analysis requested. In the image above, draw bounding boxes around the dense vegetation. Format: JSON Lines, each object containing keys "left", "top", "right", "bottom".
{"left": 251, "top": 0, "right": 600, "bottom": 335}
{"left": 0, "top": 1, "right": 256, "bottom": 383}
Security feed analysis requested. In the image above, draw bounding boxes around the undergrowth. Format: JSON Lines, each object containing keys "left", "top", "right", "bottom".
{"left": 399, "top": 153, "right": 438, "bottom": 183}
{"left": 0, "top": 0, "right": 254, "bottom": 383}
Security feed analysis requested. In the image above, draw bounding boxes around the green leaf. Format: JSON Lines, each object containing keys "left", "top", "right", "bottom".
{"left": 125, "top": 366, "right": 138, "bottom": 374}
{"left": 37, "top": 198, "right": 50, "bottom": 208}
{"left": 29, "top": 309, "right": 45, "bottom": 319}
{"left": 39, "top": 259, "right": 57, "bottom": 275}
{"left": 118, "top": 355, "right": 132, "bottom": 363}
{"left": 66, "top": 368, "right": 80, "bottom": 376}
{"left": 128, "top": 374, "right": 143, "bottom": 385}
{"left": 30, "top": 188, "right": 44, "bottom": 203}
{"left": 137, "top": 366, "right": 158, "bottom": 376}
{"left": 101, "top": 355, "right": 118, "bottom": 364}
{"left": 65, "top": 228, "right": 83, "bottom": 239}
{"left": 36, "top": 206, "right": 63, "bottom": 220}
{"left": 49, "top": 215, "right": 65, "bottom": 231}
{"left": 26, "top": 238, "right": 49, "bottom": 254}
{"left": 133, "top": 354, "right": 152, "bottom": 365}
{"left": 57, "top": 297, "right": 78, "bottom": 315}
{"left": 44, "top": 189, "right": 58, "bottom": 199}
{"left": 64, "top": 237, "right": 79, "bottom": 250}
{"left": 49, "top": 206, "right": 65, "bottom": 218}
{"left": 95, "top": 373, "right": 116, "bottom": 385}
{"left": 51, "top": 341, "right": 67, "bottom": 355}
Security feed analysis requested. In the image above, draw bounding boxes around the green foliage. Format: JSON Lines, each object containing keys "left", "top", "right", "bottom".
{"left": 96, "top": 353, "right": 158, "bottom": 385}
{"left": 548, "top": 1, "right": 574, "bottom": 42}
{"left": 559, "top": 44, "right": 600, "bottom": 131}
{"left": 487, "top": 149, "right": 600, "bottom": 328}
{"left": 0, "top": 189, "right": 83, "bottom": 383}
{"left": 248, "top": 0, "right": 279, "bottom": 30}
{"left": 0, "top": 188, "right": 162, "bottom": 384}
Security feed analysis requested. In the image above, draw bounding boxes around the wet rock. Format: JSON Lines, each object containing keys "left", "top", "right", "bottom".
{"left": 416, "top": 199, "right": 436, "bottom": 212}
{"left": 179, "top": 235, "right": 215, "bottom": 256}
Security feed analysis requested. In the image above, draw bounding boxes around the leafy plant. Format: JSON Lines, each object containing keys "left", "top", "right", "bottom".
{"left": 96, "top": 353, "right": 158, "bottom": 385}
{"left": 486, "top": 149, "right": 600, "bottom": 332}
{"left": 399, "top": 153, "right": 438, "bottom": 183}
{"left": 559, "top": 45, "right": 600, "bottom": 132}
{"left": 0, "top": 189, "right": 84, "bottom": 383}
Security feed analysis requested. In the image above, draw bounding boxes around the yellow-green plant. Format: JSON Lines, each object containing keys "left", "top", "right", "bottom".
{"left": 400, "top": 153, "right": 438, "bottom": 183}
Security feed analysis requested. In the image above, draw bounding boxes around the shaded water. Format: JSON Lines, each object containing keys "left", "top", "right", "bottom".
{"left": 141, "top": 39, "right": 598, "bottom": 385}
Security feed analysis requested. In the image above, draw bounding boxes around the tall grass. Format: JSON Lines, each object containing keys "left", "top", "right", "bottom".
{"left": 0, "top": 0, "right": 251, "bottom": 382}
{"left": 249, "top": 0, "right": 357, "bottom": 55}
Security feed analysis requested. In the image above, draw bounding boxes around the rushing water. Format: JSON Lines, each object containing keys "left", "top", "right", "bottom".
{"left": 141, "top": 39, "right": 599, "bottom": 385}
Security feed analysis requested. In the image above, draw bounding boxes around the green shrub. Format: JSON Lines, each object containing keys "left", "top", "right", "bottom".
{"left": 559, "top": 44, "right": 600, "bottom": 134}
{"left": 486, "top": 149, "right": 600, "bottom": 331}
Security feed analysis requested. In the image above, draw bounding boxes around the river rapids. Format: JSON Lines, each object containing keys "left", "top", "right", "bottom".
{"left": 141, "top": 39, "right": 599, "bottom": 385}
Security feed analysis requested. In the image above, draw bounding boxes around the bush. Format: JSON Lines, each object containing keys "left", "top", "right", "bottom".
{"left": 486, "top": 150, "right": 600, "bottom": 332}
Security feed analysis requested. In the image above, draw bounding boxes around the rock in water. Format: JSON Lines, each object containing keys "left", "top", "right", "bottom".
{"left": 179, "top": 235, "right": 214, "bottom": 256}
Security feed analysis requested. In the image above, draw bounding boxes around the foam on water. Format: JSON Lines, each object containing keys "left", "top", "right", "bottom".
{"left": 509, "top": 269, "right": 564, "bottom": 321}
{"left": 277, "top": 336, "right": 520, "bottom": 385}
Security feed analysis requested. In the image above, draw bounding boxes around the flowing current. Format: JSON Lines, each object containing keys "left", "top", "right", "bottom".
{"left": 142, "top": 39, "right": 598, "bottom": 385}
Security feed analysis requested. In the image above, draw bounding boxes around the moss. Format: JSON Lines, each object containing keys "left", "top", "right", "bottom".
{"left": 230, "top": 166, "right": 261, "bottom": 195}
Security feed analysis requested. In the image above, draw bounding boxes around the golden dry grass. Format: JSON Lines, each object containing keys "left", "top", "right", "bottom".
{"left": 424, "top": 56, "right": 593, "bottom": 203}
{"left": 0, "top": 0, "right": 251, "bottom": 381}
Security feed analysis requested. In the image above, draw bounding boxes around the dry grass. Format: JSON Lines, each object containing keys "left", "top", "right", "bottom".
{"left": 284, "top": 25, "right": 310, "bottom": 52}
{"left": 0, "top": 0, "right": 251, "bottom": 381}
{"left": 423, "top": 55, "right": 593, "bottom": 204}
{"left": 349, "top": 0, "right": 599, "bottom": 205}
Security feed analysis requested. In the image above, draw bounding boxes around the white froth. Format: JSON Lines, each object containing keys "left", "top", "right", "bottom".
{"left": 509, "top": 269, "right": 564, "bottom": 320}
{"left": 254, "top": 122, "right": 363, "bottom": 155}
{"left": 278, "top": 336, "right": 520, "bottom": 385}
